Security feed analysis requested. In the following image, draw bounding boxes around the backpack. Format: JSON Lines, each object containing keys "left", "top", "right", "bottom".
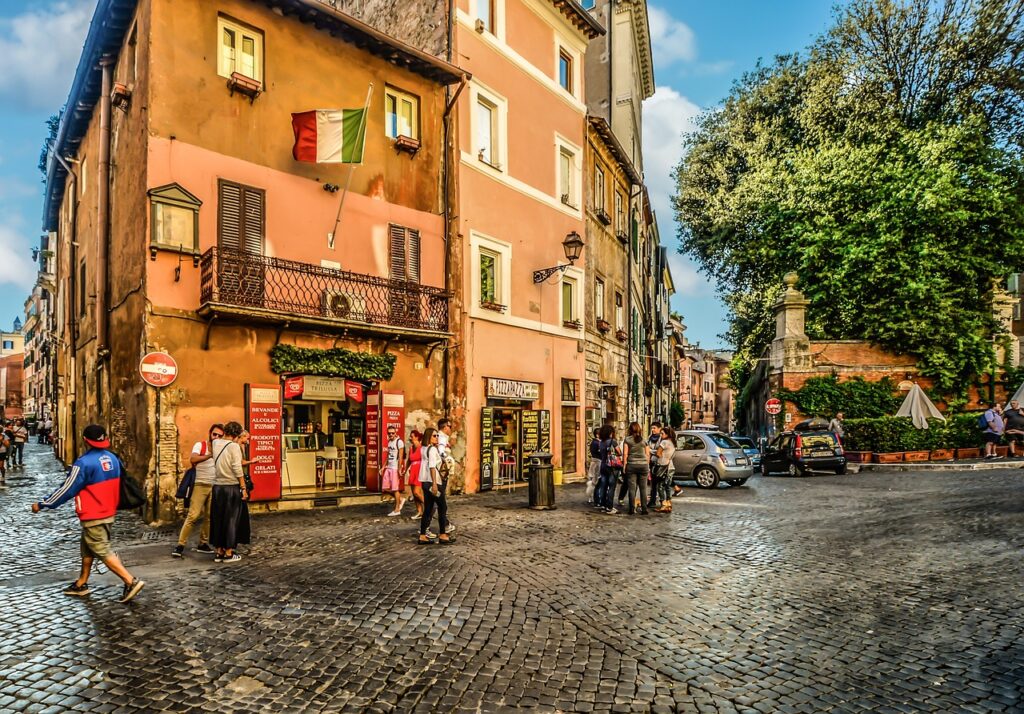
{"left": 978, "top": 412, "right": 990, "bottom": 430}
{"left": 602, "top": 439, "right": 623, "bottom": 470}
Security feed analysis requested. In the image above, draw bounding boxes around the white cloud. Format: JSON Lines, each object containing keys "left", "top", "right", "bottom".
{"left": 0, "top": 224, "right": 35, "bottom": 292}
{"left": 0, "top": 1, "right": 94, "bottom": 112}
{"left": 648, "top": 5, "right": 698, "bottom": 65}
{"left": 642, "top": 85, "right": 701, "bottom": 227}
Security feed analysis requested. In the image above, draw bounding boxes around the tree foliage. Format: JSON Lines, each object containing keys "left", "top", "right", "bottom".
{"left": 674, "top": 0, "right": 1024, "bottom": 390}
{"left": 776, "top": 376, "right": 902, "bottom": 418}
{"left": 37, "top": 110, "right": 63, "bottom": 182}
{"left": 269, "top": 344, "right": 396, "bottom": 381}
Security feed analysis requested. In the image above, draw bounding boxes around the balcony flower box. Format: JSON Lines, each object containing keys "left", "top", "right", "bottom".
{"left": 615, "top": 230, "right": 629, "bottom": 245}
{"left": 872, "top": 452, "right": 905, "bottom": 464}
{"left": 595, "top": 208, "right": 611, "bottom": 226}
{"left": 929, "top": 448, "right": 954, "bottom": 461}
{"left": 596, "top": 318, "right": 611, "bottom": 333}
{"left": 480, "top": 300, "right": 507, "bottom": 313}
{"left": 563, "top": 319, "right": 582, "bottom": 330}
{"left": 955, "top": 447, "right": 982, "bottom": 460}
{"left": 844, "top": 450, "right": 871, "bottom": 463}
{"left": 904, "top": 450, "right": 930, "bottom": 463}
{"left": 227, "top": 71, "right": 262, "bottom": 101}
{"left": 615, "top": 329, "right": 628, "bottom": 342}
{"left": 394, "top": 135, "right": 420, "bottom": 155}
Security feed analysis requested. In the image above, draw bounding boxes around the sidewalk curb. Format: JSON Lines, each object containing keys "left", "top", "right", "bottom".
{"left": 855, "top": 461, "right": 1024, "bottom": 473}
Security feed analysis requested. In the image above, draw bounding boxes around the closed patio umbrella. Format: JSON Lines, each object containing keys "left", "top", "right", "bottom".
{"left": 1012, "top": 381, "right": 1023, "bottom": 404}
{"left": 895, "top": 383, "right": 945, "bottom": 429}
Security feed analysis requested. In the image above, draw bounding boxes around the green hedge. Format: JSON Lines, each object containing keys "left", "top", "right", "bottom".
{"left": 843, "top": 414, "right": 984, "bottom": 452}
{"left": 269, "top": 344, "right": 397, "bottom": 381}
{"left": 777, "top": 375, "right": 902, "bottom": 419}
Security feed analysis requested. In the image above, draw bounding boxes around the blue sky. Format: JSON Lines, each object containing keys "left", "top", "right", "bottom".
{"left": 0, "top": 0, "right": 842, "bottom": 346}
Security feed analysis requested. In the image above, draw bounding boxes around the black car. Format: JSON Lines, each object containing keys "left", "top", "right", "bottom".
{"left": 761, "top": 428, "right": 846, "bottom": 476}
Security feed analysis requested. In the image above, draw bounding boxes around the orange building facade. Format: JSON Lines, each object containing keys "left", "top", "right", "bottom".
{"left": 448, "top": 0, "right": 603, "bottom": 490}
{"left": 44, "top": 0, "right": 466, "bottom": 520}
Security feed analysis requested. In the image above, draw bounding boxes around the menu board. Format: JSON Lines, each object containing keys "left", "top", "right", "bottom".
{"left": 365, "top": 392, "right": 380, "bottom": 492}
{"left": 245, "top": 383, "right": 283, "bottom": 502}
{"left": 521, "top": 410, "right": 540, "bottom": 464}
{"left": 539, "top": 410, "right": 551, "bottom": 453}
{"left": 480, "top": 408, "right": 494, "bottom": 491}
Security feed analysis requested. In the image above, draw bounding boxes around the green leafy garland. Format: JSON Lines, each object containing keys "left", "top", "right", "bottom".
{"left": 269, "top": 344, "right": 396, "bottom": 381}
{"left": 776, "top": 375, "right": 901, "bottom": 419}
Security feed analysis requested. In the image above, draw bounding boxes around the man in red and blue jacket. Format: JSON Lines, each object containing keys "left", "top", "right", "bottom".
{"left": 32, "top": 424, "right": 146, "bottom": 603}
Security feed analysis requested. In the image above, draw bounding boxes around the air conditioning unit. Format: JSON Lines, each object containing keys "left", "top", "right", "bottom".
{"left": 322, "top": 290, "right": 367, "bottom": 321}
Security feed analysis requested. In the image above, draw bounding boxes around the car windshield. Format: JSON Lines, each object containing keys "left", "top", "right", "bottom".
{"left": 733, "top": 437, "right": 755, "bottom": 448}
{"left": 707, "top": 433, "right": 742, "bottom": 449}
{"left": 801, "top": 432, "right": 838, "bottom": 448}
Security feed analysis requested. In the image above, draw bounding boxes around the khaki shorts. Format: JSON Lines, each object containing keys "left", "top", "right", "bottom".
{"left": 80, "top": 521, "right": 114, "bottom": 559}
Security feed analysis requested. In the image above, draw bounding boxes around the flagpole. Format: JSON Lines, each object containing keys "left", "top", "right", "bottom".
{"left": 329, "top": 83, "right": 374, "bottom": 250}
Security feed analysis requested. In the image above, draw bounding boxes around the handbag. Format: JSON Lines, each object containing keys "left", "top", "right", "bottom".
{"left": 176, "top": 467, "right": 196, "bottom": 500}
{"left": 604, "top": 439, "right": 623, "bottom": 470}
{"left": 117, "top": 458, "right": 146, "bottom": 511}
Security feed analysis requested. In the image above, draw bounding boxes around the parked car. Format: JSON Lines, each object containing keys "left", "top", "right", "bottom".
{"left": 761, "top": 427, "right": 846, "bottom": 476}
{"left": 731, "top": 435, "right": 762, "bottom": 468}
{"left": 672, "top": 431, "right": 754, "bottom": 489}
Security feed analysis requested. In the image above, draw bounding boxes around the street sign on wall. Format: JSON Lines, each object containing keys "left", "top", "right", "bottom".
{"left": 139, "top": 352, "right": 178, "bottom": 388}
{"left": 765, "top": 398, "right": 782, "bottom": 415}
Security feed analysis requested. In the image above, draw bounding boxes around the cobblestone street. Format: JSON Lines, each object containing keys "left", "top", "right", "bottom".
{"left": 1, "top": 442, "right": 1022, "bottom": 713}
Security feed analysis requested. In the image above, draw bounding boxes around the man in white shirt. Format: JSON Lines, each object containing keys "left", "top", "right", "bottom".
{"left": 382, "top": 424, "right": 406, "bottom": 516}
{"left": 436, "top": 418, "right": 457, "bottom": 531}
{"left": 12, "top": 419, "right": 29, "bottom": 467}
{"left": 172, "top": 423, "right": 224, "bottom": 557}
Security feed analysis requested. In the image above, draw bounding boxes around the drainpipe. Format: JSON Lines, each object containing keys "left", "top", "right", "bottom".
{"left": 626, "top": 183, "right": 642, "bottom": 422}
{"left": 96, "top": 57, "right": 114, "bottom": 372}
{"left": 441, "top": 0, "right": 458, "bottom": 416}
{"left": 55, "top": 153, "right": 79, "bottom": 460}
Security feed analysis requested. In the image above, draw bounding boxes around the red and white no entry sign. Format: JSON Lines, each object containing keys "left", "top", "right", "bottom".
{"left": 765, "top": 398, "right": 782, "bottom": 415}
{"left": 140, "top": 352, "right": 178, "bottom": 388}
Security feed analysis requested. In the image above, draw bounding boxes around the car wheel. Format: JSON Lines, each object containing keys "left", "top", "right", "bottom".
{"left": 787, "top": 462, "right": 804, "bottom": 477}
{"left": 761, "top": 463, "right": 770, "bottom": 477}
{"left": 727, "top": 478, "right": 748, "bottom": 487}
{"left": 694, "top": 467, "right": 720, "bottom": 489}
{"left": 835, "top": 464, "right": 847, "bottom": 475}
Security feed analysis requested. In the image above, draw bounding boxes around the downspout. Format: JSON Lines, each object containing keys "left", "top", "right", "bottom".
{"left": 626, "top": 183, "right": 641, "bottom": 422}
{"left": 96, "top": 58, "right": 114, "bottom": 373}
{"left": 55, "top": 153, "right": 79, "bottom": 460}
{"left": 441, "top": 0, "right": 458, "bottom": 416}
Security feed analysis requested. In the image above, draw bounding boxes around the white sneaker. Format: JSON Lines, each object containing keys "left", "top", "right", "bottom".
{"left": 387, "top": 510, "right": 401, "bottom": 517}
{"left": 607, "top": 507, "right": 618, "bottom": 515}
{"left": 445, "top": 524, "right": 456, "bottom": 534}
{"left": 425, "top": 530, "right": 437, "bottom": 539}
{"left": 411, "top": 514, "right": 421, "bottom": 521}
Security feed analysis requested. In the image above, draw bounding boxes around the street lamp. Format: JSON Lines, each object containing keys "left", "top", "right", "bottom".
{"left": 533, "top": 231, "right": 584, "bottom": 283}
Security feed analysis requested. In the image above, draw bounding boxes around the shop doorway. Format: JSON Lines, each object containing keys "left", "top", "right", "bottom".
{"left": 481, "top": 402, "right": 551, "bottom": 491}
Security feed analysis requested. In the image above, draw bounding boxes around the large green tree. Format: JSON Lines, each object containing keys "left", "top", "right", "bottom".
{"left": 675, "top": 0, "right": 1024, "bottom": 391}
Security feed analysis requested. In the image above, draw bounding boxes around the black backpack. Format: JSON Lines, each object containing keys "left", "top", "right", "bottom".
{"left": 117, "top": 458, "right": 146, "bottom": 510}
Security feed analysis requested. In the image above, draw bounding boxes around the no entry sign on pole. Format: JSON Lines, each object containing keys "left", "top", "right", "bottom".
{"left": 140, "top": 352, "right": 178, "bottom": 388}
{"left": 765, "top": 398, "right": 782, "bottom": 415}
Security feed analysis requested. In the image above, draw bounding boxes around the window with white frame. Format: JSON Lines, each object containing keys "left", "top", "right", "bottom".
{"left": 558, "top": 145, "right": 579, "bottom": 207}
{"left": 562, "top": 277, "right": 577, "bottom": 324}
{"left": 385, "top": 86, "right": 419, "bottom": 140}
{"left": 615, "top": 190, "right": 624, "bottom": 232}
{"left": 476, "top": 95, "right": 500, "bottom": 167}
{"left": 218, "top": 16, "right": 263, "bottom": 83}
{"left": 594, "top": 166, "right": 605, "bottom": 212}
{"left": 480, "top": 249, "right": 500, "bottom": 306}
{"left": 595, "top": 278, "right": 605, "bottom": 321}
{"left": 477, "top": 0, "right": 496, "bottom": 32}
{"left": 558, "top": 49, "right": 573, "bottom": 93}
{"left": 615, "top": 292, "right": 624, "bottom": 330}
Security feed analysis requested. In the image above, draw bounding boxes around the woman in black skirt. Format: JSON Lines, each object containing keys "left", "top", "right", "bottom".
{"left": 209, "top": 421, "right": 249, "bottom": 563}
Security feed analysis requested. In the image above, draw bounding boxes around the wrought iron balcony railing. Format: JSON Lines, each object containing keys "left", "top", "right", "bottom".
{"left": 199, "top": 247, "right": 450, "bottom": 333}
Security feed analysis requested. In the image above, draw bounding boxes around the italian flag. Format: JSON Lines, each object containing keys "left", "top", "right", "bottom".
{"left": 291, "top": 108, "right": 367, "bottom": 163}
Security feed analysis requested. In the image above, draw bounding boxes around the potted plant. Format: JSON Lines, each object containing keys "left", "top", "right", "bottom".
{"left": 929, "top": 448, "right": 954, "bottom": 461}
{"left": 615, "top": 328, "right": 627, "bottom": 342}
{"left": 596, "top": 318, "right": 611, "bottom": 333}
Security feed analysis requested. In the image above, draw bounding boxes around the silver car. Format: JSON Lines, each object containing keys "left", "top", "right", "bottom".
{"left": 672, "top": 431, "right": 754, "bottom": 489}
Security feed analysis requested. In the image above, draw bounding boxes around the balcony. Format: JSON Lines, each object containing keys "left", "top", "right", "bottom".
{"left": 199, "top": 248, "right": 450, "bottom": 339}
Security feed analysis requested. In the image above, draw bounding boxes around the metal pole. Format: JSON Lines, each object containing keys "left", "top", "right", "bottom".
{"left": 329, "top": 84, "right": 374, "bottom": 249}
{"left": 151, "top": 387, "right": 160, "bottom": 520}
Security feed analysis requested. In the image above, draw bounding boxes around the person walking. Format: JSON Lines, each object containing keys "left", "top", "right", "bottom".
{"left": 595, "top": 424, "right": 622, "bottom": 513}
{"left": 12, "top": 418, "right": 28, "bottom": 467}
{"left": 172, "top": 423, "right": 224, "bottom": 558}
{"left": 208, "top": 421, "right": 249, "bottom": 563}
{"left": 981, "top": 402, "right": 1005, "bottom": 459}
{"left": 383, "top": 424, "right": 407, "bottom": 516}
{"left": 646, "top": 422, "right": 662, "bottom": 510}
{"left": 0, "top": 427, "right": 10, "bottom": 485}
{"left": 622, "top": 422, "right": 650, "bottom": 515}
{"left": 31, "top": 424, "right": 145, "bottom": 602}
{"left": 406, "top": 430, "right": 425, "bottom": 520}
{"left": 1003, "top": 400, "right": 1024, "bottom": 458}
{"left": 436, "top": 418, "right": 457, "bottom": 531}
{"left": 586, "top": 428, "right": 601, "bottom": 504}
{"left": 417, "top": 428, "right": 453, "bottom": 544}
{"left": 653, "top": 426, "right": 677, "bottom": 513}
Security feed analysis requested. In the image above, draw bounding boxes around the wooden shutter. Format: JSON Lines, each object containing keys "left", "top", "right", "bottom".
{"left": 389, "top": 225, "right": 421, "bottom": 282}
{"left": 219, "top": 180, "right": 264, "bottom": 254}
{"left": 242, "top": 186, "right": 264, "bottom": 254}
{"left": 218, "top": 181, "right": 242, "bottom": 251}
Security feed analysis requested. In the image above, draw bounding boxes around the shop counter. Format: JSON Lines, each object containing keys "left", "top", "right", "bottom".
{"left": 283, "top": 448, "right": 318, "bottom": 489}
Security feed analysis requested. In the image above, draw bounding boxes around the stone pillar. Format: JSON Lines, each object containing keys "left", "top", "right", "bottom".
{"left": 769, "top": 272, "right": 812, "bottom": 371}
